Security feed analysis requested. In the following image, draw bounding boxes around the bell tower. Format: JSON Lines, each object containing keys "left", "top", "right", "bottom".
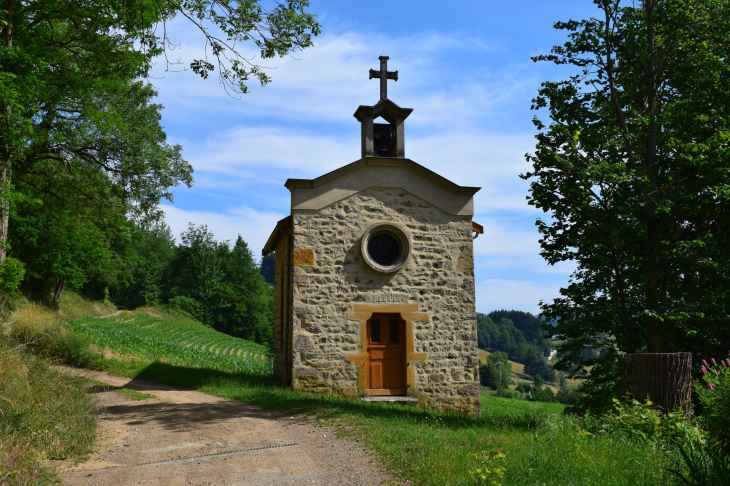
{"left": 353, "top": 56, "right": 413, "bottom": 158}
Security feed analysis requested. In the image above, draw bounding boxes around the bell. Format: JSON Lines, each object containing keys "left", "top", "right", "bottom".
{"left": 373, "top": 123, "right": 394, "bottom": 157}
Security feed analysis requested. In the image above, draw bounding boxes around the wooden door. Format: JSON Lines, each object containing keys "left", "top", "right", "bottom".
{"left": 366, "top": 314, "right": 406, "bottom": 395}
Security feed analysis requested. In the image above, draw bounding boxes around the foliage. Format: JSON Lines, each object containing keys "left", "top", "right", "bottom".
{"left": 671, "top": 431, "right": 730, "bottom": 486}
{"left": 67, "top": 314, "right": 271, "bottom": 375}
{"left": 167, "top": 295, "right": 206, "bottom": 320}
{"left": 121, "top": 224, "right": 177, "bottom": 307}
{"left": 8, "top": 305, "right": 104, "bottom": 369}
{"left": 470, "top": 449, "right": 506, "bottom": 486}
{"left": 1, "top": 0, "right": 320, "bottom": 312}
{"left": 479, "top": 351, "right": 512, "bottom": 390}
{"left": 584, "top": 398, "right": 690, "bottom": 446}
{"left": 260, "top": 253, "right": 276, "bottom": 285}
{"left": 533, "top": 374, "right": 544, "bottom": 388}
{"left": 0, "top": 334, "right": 97, "bottom": 485}
{"left": 158, "top": 225, "right": 275, "bottom": 345}
{"left": 0, "top": 257, "right": 24, "bottom": 308}
{"left": 524, "top": 0, "right": 730, "bottom": 401}
{"left": 555, "top": 386, "right": 583, "bottom": 406}
{"left": 476, "top": 312, "right": 551, "bottom": 361}
{"left": 487, "top": 309, "right": 552, "bottom": 349}
{"left": 528, "top": 383, "right": 556, "bottom": 403}
{"left": 523, "top": 347, "right": 555, "bottom": 382}
{"left": 695, "top": 354, "right": 730, "bottom": 456}
{"left": 11, "top": 198, "right": 125, "bottom": 306}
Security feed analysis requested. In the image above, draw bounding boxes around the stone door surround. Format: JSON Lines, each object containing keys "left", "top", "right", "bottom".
{"left": 345, "top": 303, "right": 428, "bottom": 395}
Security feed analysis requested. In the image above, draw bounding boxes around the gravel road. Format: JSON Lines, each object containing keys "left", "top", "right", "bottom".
{"left": 57, "top": 370, "right": 399, "bottom": 486}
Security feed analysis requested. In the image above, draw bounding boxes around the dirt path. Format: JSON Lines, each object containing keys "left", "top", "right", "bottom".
{"left": 57, "top": 370, "right": 398, "bottom": 486}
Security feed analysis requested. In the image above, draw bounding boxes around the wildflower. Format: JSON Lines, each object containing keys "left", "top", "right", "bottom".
{"left": 722, "top": 360, "right": 728, "bottom": 368}
{"left": 712, "top": 358, "right": 716, "bottom": 365}
{"left": 714, "top": 369, "right": 719, "bottom": 376}
{"left": 708, "top": 383, "right": 715, "bottom": 391}
{"left": 703, "top": 359, "right": 709, "bottom": 366}
{"left": 701, "top": 365, "right": 708, "bottom": 374}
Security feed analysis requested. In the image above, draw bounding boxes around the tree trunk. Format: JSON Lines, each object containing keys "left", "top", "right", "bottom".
{"left": 0, "top": 0, "right": 14, "bottom": 263}
{"left": 52, "top": 278, "right": 66, "bottom": 308}
{"left": 621, "top": 352, "right": 692, "bottom": 414}
{"left": 0, "top": 160, "right": 10, "bottom": 262}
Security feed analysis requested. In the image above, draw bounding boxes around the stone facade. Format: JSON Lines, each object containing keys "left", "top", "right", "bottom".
{"left": 266, "top": 179, "right": 481, "bottom": 416}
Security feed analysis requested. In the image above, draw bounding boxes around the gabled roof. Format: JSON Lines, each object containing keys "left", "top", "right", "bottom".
{"left": 285, "top": 157, "right": 480, "bottom": 216}
{"left": 262, "top": 215, "right": 292, "bottom": 256}
{"left": 353, "top": 98, "right": 413, "bottom": 124}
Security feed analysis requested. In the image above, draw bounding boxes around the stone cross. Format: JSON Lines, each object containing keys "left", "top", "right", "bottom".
{"left": 369, "top": 56, "right": 398, "bottom": 101}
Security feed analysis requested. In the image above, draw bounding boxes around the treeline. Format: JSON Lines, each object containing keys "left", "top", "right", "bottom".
{"left": 477, "top": 310, "right": 555, "bottom": 382}
{"left": 12, "top": 197, "right": 274, "bottom": 345}
{"left": 0, "top": 0, "right": 319, "bottom": 348}
{"left": 477, "top": 310, "right": 552, "bottom": 358}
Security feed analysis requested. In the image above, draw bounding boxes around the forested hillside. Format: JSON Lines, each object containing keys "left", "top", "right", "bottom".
{"left": 477, "top": 310, "right": 555, "bottom": 381}
{"left": 13, "top": 216, "right": 275, "bottom": 346}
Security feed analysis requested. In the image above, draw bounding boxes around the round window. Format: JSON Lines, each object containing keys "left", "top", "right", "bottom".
{"left": 361, "top": 224, "right": 410, "bottom": 273}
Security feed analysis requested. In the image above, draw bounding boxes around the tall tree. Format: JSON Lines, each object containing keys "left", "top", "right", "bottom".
{"left": 0, "top": 0, "right": 320, "bottom": 264}
{"left": 524, "top": 0, "right": 730, "bottom": 408}
{"left": 218, "top": 236, "right": 274, "bottom": 345}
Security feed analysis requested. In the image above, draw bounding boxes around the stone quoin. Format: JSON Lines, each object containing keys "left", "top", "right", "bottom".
{"left": 262, "top": 56, "right": 484, "bottom": 415}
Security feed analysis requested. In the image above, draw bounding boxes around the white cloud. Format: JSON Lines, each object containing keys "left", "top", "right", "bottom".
{"left": 150, "top": 25, "right": 571, "bottom": 312}
{"left": 150, "top": 29, "right": 537, "bottom": 130}
{"left": 179, "top": 126, "right": 353, "bottom": 182}
{"left": 161, "top": 204, "right": 285, "bottom": 259}
{"left": 476, "top": 279, "right": 563, "bottom": 314}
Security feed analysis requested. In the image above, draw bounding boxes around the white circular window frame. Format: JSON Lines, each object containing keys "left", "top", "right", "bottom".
{"left": 361, "top": 223, "right": 411, "bottom": 273}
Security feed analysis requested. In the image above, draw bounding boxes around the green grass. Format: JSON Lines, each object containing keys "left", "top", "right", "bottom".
{"left": 0, "top": 335, "right": 97, "bottom": 486}
{"left": 88, "top": 381, "right": 156, "bottom": 400}
{"left": 57, "top": 292, "right": 117, "bottom": 319}
{"left": 84, "top": 324, "right": 677, "bottom": 486}
{"left": 19, "top": 310, "right": 681, "bottom": 486}
{"left": 66, "top": 314, "right": 270, "bottom": 374}
{"left": 95, "top": 360, "right": 677, "bottom": 486}
{"left": 114, "top": 388, "right": 157, "bottom": 400}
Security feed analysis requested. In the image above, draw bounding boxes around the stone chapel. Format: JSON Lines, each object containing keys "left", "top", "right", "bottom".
{"left": 262, "top": 56, "right": 483, "bottom": 415}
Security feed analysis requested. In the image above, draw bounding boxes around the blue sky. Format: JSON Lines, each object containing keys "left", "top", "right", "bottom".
{"left": 150, "top": 0, "right": 600, "bottom": 314}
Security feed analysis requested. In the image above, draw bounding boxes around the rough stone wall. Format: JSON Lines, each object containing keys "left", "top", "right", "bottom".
{"left": 289, "top": 187, "right": 480, "bottom": 415}
{"left": 272, "top": 234, "right": 291, "bottom": 383}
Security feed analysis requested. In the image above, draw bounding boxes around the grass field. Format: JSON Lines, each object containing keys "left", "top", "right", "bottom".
{"left": 478, "top": 348, "right": 584, "bottom": 392}
{"left": 67, "top": 314, "right": 271, "bottom": 374}
{"left": 58, "top": 314, "right": 680, "bottom": 486}
{"left": 7, "top": 304, "right": 684, "bottom": 486}
{"left": 0, "top": 334, "right": 97, "bottom": 486}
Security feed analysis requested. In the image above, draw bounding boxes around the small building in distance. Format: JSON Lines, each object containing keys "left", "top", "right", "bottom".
{"left": 262, "top": 57, "right": 483, "bottom": 415}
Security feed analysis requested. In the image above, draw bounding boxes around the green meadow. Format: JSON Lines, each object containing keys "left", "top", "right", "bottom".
{"left": 56, "top": 312, "right": 681, "bottom": 486}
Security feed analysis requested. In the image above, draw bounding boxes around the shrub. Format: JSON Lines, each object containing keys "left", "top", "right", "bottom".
{"left": 584, "top": 398, "right": 688, "bottom": 446}
{"left": 0, "top": 335, "right": 97, "bottom": 485}
{"left": 8, "top": 305, "right": 103, "bottom": 369}
{"left": 695, "top": 354, "right": 730, "bottom": 456}
{"left": 167, "top": 295, "right": 205, "bottom": 322}
{"left": 0, "top": 257, "right": 25, "bottom": 308}
{"left": 529, "top": 386, "right": 555, "bottom": 403}
{"left": 556, "top": 386, "right": 583, "bottom": 405}
{"left": 479, "top": 351, "right": 512, "bottom": 390}
{"left": 670, "top": 429, "right": 730, "bottom": 486}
